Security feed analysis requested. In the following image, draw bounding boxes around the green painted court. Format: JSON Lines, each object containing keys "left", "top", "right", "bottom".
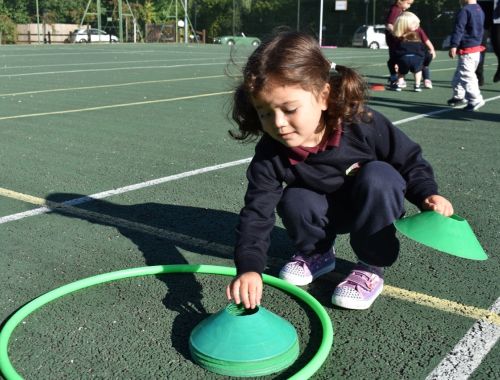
{"left": 0, "top": 43, "right": 499, "bottom": 379}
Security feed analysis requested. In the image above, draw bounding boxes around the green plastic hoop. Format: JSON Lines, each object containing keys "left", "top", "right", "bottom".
{"left": 0, "top": 265, "right": 333, "bottom": 379}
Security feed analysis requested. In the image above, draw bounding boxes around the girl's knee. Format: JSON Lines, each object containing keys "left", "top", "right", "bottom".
{"left": 278, "top": 187, "right": 328, "bottom": 219}
{"left": 356, "top": 161, "right": 406, "bottom": 193}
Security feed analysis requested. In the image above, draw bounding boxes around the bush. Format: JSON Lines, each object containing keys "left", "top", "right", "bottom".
{"left": 0, "top": 15, "right": 17, "bottom": 44}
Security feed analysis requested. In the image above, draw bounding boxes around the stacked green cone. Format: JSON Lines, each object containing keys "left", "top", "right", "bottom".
{"left": 189, "top": 303, "right": 299, "bottom": 377}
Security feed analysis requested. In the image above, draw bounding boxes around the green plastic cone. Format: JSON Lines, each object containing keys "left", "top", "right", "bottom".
{"left": 394, "top": 211, "right": 487, "bottom": 260}
{"left": 189, "top": 303, "right": 299, "bottom": 377}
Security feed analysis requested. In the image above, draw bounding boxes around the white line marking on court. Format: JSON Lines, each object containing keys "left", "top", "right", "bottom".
{"left": 0, "top": 61, "right": 239, "bottom": 78}
{"left": 0, "top": 57, "right": 227, "bottom": 70}
{"left": 393, "top": 94, "right": 500, "bottom": 125}
{"left": 0, "top": 91, "right": 232, "bottom": 121}
{"left": 0, "top": 75, "right": 226, "bottom": 97}
{"left": 425, "top": 297, "right": 500, "bottom": 380}
{"left": 0, "top": 158, "right": 252, "bottom": 225}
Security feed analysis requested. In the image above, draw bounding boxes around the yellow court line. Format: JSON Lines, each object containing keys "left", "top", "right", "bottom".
{"left": 1, "top": 186, "right": 499, "bottom": 326}
{"left": 384, "top": 285, "right": 500, "bottom": 325}
{"left": 0, "top": 91, "right": 232, "bottom": 121}
{"left": 0, "top": 187, "right": 46, "bottom": 206}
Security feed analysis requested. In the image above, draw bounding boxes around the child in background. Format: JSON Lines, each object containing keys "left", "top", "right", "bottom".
{"left": 385, "top": 0, "right": 415, "bottom": 86}
{"left": 386, "top": 1, "right": 437, "bottom": 89}
{"left": 417, "top": 26, "right": 437, "bottom": 89}
{"left": 225, "top": 31, "right": 453, "bottom": 311}
{"left": 392, "top": 12, "right": 426, "bottom": 92}
{"left": 448, "top": 0, "right": 486, "bottom": 111}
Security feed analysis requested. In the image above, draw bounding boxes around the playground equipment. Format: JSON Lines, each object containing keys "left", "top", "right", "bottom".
{"left": 190, "top": 303, "right": 299, "bottom": 377}
{"left": 0, "top": 265, "right": 333, "bottom": 380}
{"left": 79, "top": 0, "right": 139, "bottom": 42}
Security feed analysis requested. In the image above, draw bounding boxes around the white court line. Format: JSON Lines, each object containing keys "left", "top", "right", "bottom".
{"left": 0, "top": 91, "right": 232, "bottom": 121}
{"left": 392, "top": 94, "right": 500, "bottom": 125}
{"left": 425, "top": 297, "right": 500, "bottom": 380}
{"left": 0, "top": 61, "right": 235, "bottom": 78}
{"left": 0, "top": 75, "right": 226, "bottom": 97}
{"left": 0, "top": 158, "right": 252, "bottom": 225}
{"left": 0, "top": 50, "right": 160, "bottom": 57}
{"left": 0, "top": 57, "right": 230, "bottom": 70}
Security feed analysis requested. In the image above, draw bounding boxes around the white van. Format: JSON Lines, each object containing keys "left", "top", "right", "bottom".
{"left": 352, "top": 25, "right": 388, "bottom": 49}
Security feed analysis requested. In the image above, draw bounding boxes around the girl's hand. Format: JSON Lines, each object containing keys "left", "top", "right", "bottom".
{"left": 421, "top": 195, "right": 454, "bottom": 217}
{"left": 226, "top": 272, "right": 263, "bottom": 309}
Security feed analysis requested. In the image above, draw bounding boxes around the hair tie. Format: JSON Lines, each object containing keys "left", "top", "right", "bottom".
{"left": 330, "top": 62, "right": 337, "bottom": 71}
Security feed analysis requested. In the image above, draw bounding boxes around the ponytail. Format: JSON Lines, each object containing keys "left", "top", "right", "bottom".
{"left": 325, "top": 65, "right": 370, "bottom": 130}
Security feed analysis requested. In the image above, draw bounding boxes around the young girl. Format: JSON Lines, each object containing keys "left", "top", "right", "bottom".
{"left": 386, "top": 1, "right": 436, "bottom": 89}
{"left": 385, "top": 0, "right": 414, "bottom": 85}
{"left": 225, "top": 31, "right": 453, "bottom": 311}
{"left": 392, "top": 12, "right": 427, "bottom": 91}
{"left": 448, "top": 0, "right": 486, "bottom": 111}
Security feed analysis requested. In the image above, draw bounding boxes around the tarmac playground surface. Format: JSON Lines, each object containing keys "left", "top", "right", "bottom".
{"left": 0, "top": 43, "right": 499, "bottom": 379}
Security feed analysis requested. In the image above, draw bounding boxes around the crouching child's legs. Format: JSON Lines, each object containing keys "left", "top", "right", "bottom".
{"left": 277, "top": 187, "right": 336, "bottom": 286}
{"left": 332, "top": 161, "right": 406, "bottom": 310}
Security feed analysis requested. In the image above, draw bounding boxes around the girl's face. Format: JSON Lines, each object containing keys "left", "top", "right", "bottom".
{"left": 399, "top": 0, "right": 413, "bottom": 10}
{"left": 252, "top": 81, "right": 330, "bottom": 148}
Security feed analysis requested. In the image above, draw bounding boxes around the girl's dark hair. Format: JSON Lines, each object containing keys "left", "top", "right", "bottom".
{"left": 229, "top": 30, "right": 369, "bottom": 142}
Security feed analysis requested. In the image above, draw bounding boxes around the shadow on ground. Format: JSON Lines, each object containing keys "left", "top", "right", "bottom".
{"left": 43, "top": 193, "right": 350, "bottom": 378}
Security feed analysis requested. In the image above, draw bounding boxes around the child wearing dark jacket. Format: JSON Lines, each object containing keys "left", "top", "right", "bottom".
{"left": 225, "top": 31, "right": 454, "bottom": 311}
{"left": 393, "top": 29, "right": 426, "bottom": 92}
{"left": 447, "top": 0, "right": 486, "bottom": 111}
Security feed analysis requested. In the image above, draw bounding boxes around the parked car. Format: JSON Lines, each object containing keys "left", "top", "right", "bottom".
{"left": 352, "top": 25, "right": 388, "bottom": 49}
{"left": 213, "top": 33, "right": 260, "bottom": 46}
{"left": 69, "top": 28, "right": 119, "bottom": 43}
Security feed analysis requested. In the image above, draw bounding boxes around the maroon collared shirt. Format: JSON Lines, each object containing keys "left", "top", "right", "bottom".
{"left": 288, "top": 127, "right": 342, "bottom": 165}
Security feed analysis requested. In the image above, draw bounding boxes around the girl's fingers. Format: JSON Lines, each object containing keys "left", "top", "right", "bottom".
{"left": 240, "top": 281, "right": 250, "bottom": 309}
{"left": 231, "top": 282, "right": 242, "bottom": 305}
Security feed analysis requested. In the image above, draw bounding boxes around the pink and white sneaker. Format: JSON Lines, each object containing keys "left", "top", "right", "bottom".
{"left": 279, "top": 248, "right": 336, "bottom": 286}
{"left": 331, "top": 263, "right": 384, "bottom": 310}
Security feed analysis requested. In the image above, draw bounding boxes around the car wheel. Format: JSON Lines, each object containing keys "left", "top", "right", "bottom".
{"left": 227, "top": 40, "right": 235, "bottom": 46}
{"left": 368, "top": 42, "right": 379, "bottom": 49}
{"left": 79, "top": 38, "right": 88, "bottom": 43}
{"left": 251, "top": 40, "right": 260, "bottom": 46}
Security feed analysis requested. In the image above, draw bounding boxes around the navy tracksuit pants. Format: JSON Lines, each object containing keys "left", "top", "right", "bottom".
{"left": 277, "top": 161, "right": 406, "bottom": 267}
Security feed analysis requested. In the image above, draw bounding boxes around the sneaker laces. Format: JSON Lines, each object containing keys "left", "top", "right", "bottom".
{"left": 283, "top": 254, "right": 310, "bottom": 275}
{"left": 292, "top": 254, "right": 309, "bottom": 264}
{"left": 284, "top": 252, "right": 332, "bottom": 275}
{"left": 339, "top": 268, "right": 380, "bottom": 292}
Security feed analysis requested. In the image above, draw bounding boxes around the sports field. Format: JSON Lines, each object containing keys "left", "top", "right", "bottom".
{"left": 0, "top": 43, "right": 499, "bottom": 379}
